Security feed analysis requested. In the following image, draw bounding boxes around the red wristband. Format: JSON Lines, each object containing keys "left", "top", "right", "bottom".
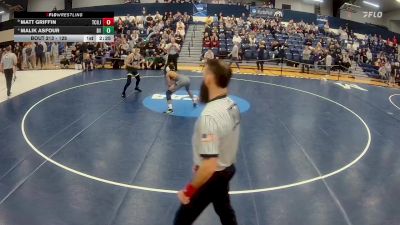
{"left": 183, "top": 183, "right": 197, "bottom": 198}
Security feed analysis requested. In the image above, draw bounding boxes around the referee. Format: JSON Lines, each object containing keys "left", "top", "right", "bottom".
{"left": 1, "top": 46, "right": 17, "bottom": 97}
{"left": 174, "top": 59, "right": 239, "bottom": 225}
{"left": 165, "top": 38, "right": 180, "bottom": 71}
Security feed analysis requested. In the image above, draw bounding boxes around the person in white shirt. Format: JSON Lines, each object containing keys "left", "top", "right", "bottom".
{"left": 51, "top": 43, "right": 59, "bottom": 65}
{"left": 366, "top": 49, "right": 373, "bottom": 64}
{"left": 228, "top": 43, "right": 240, "bottom": 72}
{"left": 325, "top": 52, "right": 332, "bottom": 75}
{"left": 0, "top": 46, "right": 17, "bottom": 97}
{"left": 203, "top": 48, "right": 215, "bottom": 62}
{"left": 232, "top": 34, "right": 242, "bottom": 44}
{"left": 385, "top": 61, "right": 392, "bottom": 81}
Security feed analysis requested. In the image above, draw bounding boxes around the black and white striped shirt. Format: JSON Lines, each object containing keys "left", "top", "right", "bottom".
{"left": 192, "top": 95, "right": 240, "bottom": 171}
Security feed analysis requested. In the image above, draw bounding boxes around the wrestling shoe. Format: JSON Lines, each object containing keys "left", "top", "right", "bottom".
{"left": 164, "top": 109, "right": 174, "bottom": 114}
{"left": 135, "top": 87, "right": 142, "bottom": 92}
{"left": 121, "top": 93, "right": 126, "bottom": 98}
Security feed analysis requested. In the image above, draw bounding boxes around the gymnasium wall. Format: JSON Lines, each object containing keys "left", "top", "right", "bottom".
{"left": 275, "top": 0, "right": 333, "bottom": 16}
{"left": 339, "top": 9, "right": 385, "bottom": 27}
{"left": 28, "top": 0, "right": 65, "bottom": 11}
{"left": 72, "top": 0, "right": 124, "bottom": 9}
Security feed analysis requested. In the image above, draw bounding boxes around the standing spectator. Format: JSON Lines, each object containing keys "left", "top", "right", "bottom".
{"left": 0, "top": 46, "right": 17, "bottom": 97}
{"left": 165, "top": 37, "right": 180, "bottom": 71}
{"left": 385, "top": 61, "right": 392, "bottom": 82}
{"left": 25, "top": 44, "right": 34, "bottom": 69}
{"left": 325, "top": 52, "right": 332, "bottom": 75}
{"left": 256, "top": 41, "right": 266, "bottom": 72}
{"left": 22, "top": 43, "right": 27, "bottom": 69}
{"left": 43, "top": 42, "right": 50, "bottom": 65}
{"left": 228, "top": 42, "right": 240, "bottom": 72}
{"left": 35, "top": 42, "right": 44, "bottom": 69}
{"left": 302, "top": 46, "right": 311, "bottom": 73}
{"left": 14, "top": 43, "right": 23, "bottom": 71}
{"left": 51, "top": 42, "right": 59, "bottom": 65}
{"left": 391, "top": 62, "right": 399, "bottom": 86}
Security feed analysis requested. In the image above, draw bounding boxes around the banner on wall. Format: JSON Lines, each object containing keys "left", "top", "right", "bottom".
{"left": 193, "top": 4, "right": 207, "bottom": 17}
{"left": 249, "top": 7, "right": 283, "bottom": 18}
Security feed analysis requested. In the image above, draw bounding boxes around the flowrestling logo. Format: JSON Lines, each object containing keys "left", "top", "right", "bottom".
{"left": 151, "top": 93, "right": 198, "bottom": 101}
{"left": 363, "top": 11, "right": 383, "bottom": 18}
{"left": 143, "top": 91, "right": 250, "bottom": 117}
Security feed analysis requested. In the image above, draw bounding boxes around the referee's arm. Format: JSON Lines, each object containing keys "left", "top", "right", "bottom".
{"left": 191, "top": 116, "right": 219, "bottom": 188}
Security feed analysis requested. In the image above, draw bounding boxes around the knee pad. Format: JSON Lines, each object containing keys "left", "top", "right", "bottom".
{"left": 166, "top": 90, "right": 173, "bottom": 101}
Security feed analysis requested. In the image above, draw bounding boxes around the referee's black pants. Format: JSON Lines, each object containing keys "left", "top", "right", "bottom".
{"left": 4, "top": 69, "right": 13, "bottom": 96}
{"left": 166, "top": 54, "right": 179, "bottom": 71}
{"left": 174, "top": 165, "right": 237, "bottom": 225}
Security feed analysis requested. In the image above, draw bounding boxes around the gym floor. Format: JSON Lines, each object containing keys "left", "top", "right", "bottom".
{"left": 0, "top": 69, "right": 400, "bottom": 225}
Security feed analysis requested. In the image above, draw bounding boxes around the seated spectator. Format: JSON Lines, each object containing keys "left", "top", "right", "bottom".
{"left": 203, "top": 37, "right": 211, "bottom": 48}
{"left": 150, "top": 53, "right": 165, "bottom": 70}
{"left": 203, "top": 48, "right": 215, "bottom": 61}
{"left": 144, "top": 54, "right": 154, "bottom": 69}
{"left": 211, "top": 39, "right": 220, "bottom": 48}
{"left": 176, "top": 26, "right": 185, "bottom": 37}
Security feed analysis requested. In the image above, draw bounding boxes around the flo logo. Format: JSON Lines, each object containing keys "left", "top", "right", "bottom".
{"left": 143, "top": 90, "right": 250, "bottom": 117}
{"left": 363, "top": 11, "right": 383, "bottom": 18}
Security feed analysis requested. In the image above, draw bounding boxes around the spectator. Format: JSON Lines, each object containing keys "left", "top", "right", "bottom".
{"left": 385, "top": 61, "right": 392, "bottom": 81}
{"left": 203, "top": 48, "right": 215, "bottom": 62}
{"left": 256, "top": 41, "right": 266, "bottom": 72}
{"left": 35, "top": 42, "right": 44, "bottom": 69}
{"left": 302, "top": 46, "right": 312, "bottom": 73}
{"left": 228, "top": 42, "right": 240, "bottom": 72}
{"left": 150, "top": 53, "right": 165, "bottom": 70}
{"left": 325, "top": 52, "right": 332, "bottom": 75}
{"left": 232, "top": 33, "right": 242, "bottom": 44}
{"left": 51, "top": 42, "right": 59, "bottom": 65}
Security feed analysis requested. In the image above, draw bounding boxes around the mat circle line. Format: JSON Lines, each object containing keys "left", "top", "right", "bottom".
{"left": 389, "top": 94, "right": 400, "bottom": 111}
{"left": 21, "top": 76, "right": 371, "bottom": 194}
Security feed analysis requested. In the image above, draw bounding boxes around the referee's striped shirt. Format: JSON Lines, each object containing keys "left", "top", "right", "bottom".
{"left": 192, "top": 95, "right": 240, "bottom": 171}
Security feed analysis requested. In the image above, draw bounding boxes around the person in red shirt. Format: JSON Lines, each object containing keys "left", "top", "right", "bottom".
{"left": 211, "top": 39, "right": 220, "bottom": 48}
{"left": 393, "top": 36, "right": 398, "bottom": 46}
{"left": 203, "top": 37, "right": 211, "bottom": 48}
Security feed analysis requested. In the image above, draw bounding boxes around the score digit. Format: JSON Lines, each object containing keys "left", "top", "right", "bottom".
{"left": 103, "top": 26, "right": 115, "bottom": 34}
{"left": 102, "top": 18, "right": 114, "bottom": 26}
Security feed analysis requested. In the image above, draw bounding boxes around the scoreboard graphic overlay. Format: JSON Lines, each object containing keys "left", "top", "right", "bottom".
{"left": 14, "top": 12, "right": 115, "bottom": 42}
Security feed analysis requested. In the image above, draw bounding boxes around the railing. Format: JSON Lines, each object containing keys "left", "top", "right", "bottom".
{"left": 196, "top": 57, "right": 399, "bottom": 85}
{"left": 187, "top": 23, "right": 197, "bottom": 57}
